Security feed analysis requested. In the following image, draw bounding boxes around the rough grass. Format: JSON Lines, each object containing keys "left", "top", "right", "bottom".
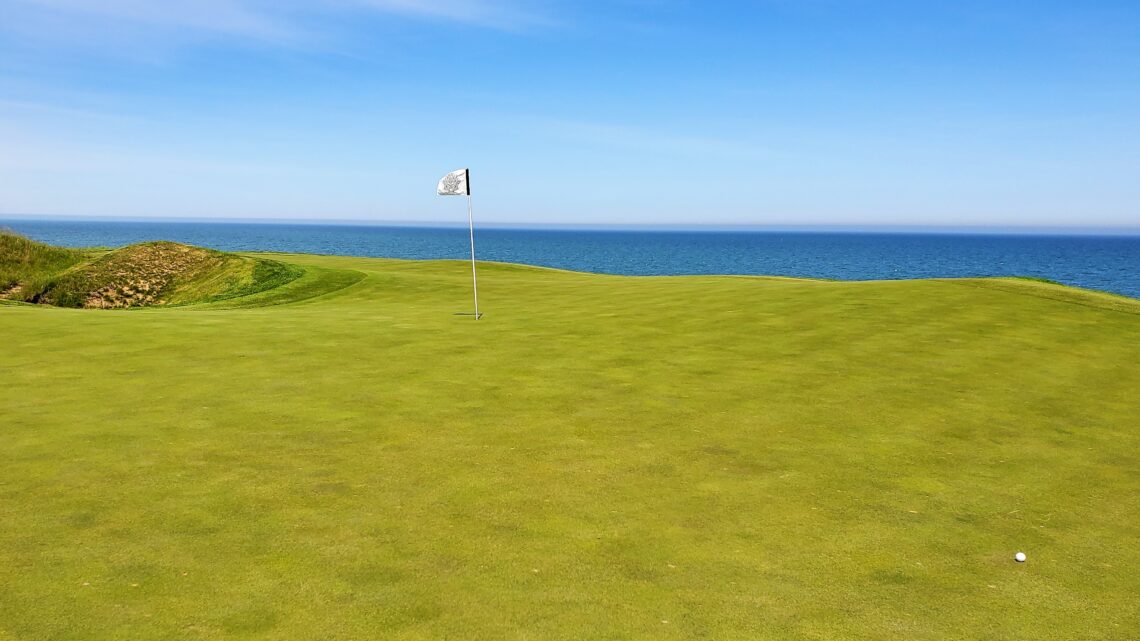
{"left": 0, "top": 230, "right": 87, "bottom": 299}
{"left": 0, "top": 234, "right": 303, "bottom": 308}
{"left": 1, "top": 253, "right": 1138, "bottom": 640}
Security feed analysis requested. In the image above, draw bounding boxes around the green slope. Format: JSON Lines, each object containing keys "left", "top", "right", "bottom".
{"left": 1, "top": 253, "right": 1137, "bottom": 640}
{"left": 0, "top": 233, "right": 304, "bottom": 308}
{"left": 0, "top": 231, "right": 87, "bottom": 300}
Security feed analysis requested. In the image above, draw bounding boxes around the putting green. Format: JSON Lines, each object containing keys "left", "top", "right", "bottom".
{"left": 2, "top": 253, "right": 1137, "bottom": 640}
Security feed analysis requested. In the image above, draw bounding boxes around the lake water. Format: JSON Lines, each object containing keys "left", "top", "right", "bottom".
{"left": 3, "top": 219, "right": 1138, "bottom": 299}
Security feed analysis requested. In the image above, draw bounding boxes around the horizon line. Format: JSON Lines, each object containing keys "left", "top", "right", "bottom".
{"left": 2, "top": 214, "right": 1139, "bottom": 237}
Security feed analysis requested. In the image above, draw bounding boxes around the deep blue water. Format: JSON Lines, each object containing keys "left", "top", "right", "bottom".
{"left": 3, "top": 219, "right": 1138, "bottom": 299}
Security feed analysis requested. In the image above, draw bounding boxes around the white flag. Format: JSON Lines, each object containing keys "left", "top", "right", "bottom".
{"left": 437, "top": 168, "right": 470, "bottom": 196}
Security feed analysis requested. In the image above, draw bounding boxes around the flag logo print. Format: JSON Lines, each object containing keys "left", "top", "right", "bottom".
{"left": 439, "top": 173, "right": 463, "bottom": 194}
{"left": 437, "top": 169, "right": 469, "bottom": 196}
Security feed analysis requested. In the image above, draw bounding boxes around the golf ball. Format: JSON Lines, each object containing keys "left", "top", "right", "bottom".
{"left": 1014, "top": 552, "right": 1026, "bottom": 563}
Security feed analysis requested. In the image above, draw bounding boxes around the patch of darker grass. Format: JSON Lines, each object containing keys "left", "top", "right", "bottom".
{"left": 220, "top": 607, "right": 279, "bottom": 634}
{"left": 189, "top": 258, "right": 304, "bottom": 305}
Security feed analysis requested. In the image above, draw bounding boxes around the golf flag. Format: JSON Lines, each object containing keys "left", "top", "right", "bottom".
{"left": 437, "top": 168, "right": 470, "bottom": 196}
{"left": 436, "top": 167, "right": 481, "bottom": 319}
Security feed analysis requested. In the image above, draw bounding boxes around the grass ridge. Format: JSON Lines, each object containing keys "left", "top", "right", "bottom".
{"left": 0, "top": 233, "right": 305, "bottom": 308}
{"left": 936, "top": 277, "right": 1140, "bottom": 315}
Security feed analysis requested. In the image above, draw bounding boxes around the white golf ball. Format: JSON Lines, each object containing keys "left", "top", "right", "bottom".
{"left": 1014, "top": 552, "right": 1026, "bottom": 563}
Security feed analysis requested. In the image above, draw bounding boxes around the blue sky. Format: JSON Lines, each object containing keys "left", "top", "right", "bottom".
{"left": 1, "top": 1, "right": 1138, "bottom": 227}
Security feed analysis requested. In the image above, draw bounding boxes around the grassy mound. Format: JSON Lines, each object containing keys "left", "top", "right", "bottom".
{"left": 0, "top": 230, "right": 87, "bottom": 300}
{"left": 0, "top": 254, "right": 1136, "bottom": 639}
{"left": 0, "top": 233, "right": 303, "bottom": 308}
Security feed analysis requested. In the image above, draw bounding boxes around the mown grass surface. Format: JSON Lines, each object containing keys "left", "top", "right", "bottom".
{"left": 1, "top": 253, "right": 1138, "bottom": 640}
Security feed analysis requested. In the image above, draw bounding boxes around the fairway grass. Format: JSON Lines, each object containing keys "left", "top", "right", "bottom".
{"left": 2, "top": 253, "right": 1138, "bottom": 640}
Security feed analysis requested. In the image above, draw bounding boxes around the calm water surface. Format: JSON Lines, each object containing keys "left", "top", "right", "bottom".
{"left": 3, "top": 220, "right": 1138, "bottom": 299}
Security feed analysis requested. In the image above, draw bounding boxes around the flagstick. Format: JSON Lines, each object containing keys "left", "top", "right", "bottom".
{"left": 466, "top": 193, "right": 480, "bottom": 320}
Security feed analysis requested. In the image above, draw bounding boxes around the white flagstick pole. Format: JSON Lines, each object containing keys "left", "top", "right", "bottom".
{"left": 466, "top": 189, "right": 480, "bottom": 320}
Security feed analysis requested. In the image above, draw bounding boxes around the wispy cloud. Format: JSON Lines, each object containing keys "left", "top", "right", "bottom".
{"left": 349, "top": 0, "right": 556, "bottom": 30}
{"left": 0, "top": 0, "right": 557, "bottom": 49}
{"left": 4, "top": 0, "right": 297, "bottom": 42}
{"left": 0, "top": 97, "right": 142, "bottom": 123}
